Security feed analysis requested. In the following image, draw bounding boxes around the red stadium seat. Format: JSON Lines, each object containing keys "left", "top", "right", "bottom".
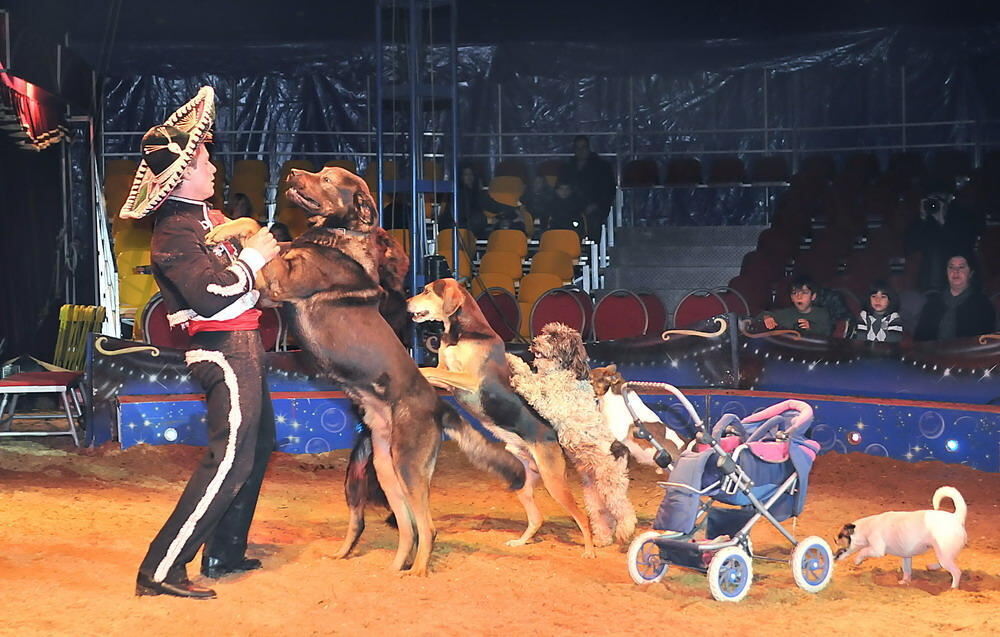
{"left": 476, "top": 288, "right": 521, "bottom": 342}
{"left": 727, "top": 274, "right": 770, "bottom": 315}
{"left": 622, "top": 159, "right": 661, "bottom": 187}
{"left": 712, "top": 286, "right": 751, "bottom": 317}
{"left": 636, "top": 290, "right": 668, "bottom": 335}
{"left": 529, "top": 288, "right": 587, "bottom": 338}
{"left": 706, "top": 155, "right": 746, "bottom": 185}
{"left": 664, "top": 157, "right": 703, "bottom": 186}
{"left": 561, "top": 287, "right": 595, "bottom": 340}
{"left": 673, "top": 288, "right": 727, "bottom": 329}
{"left": 592, "top": 289, "right": 648, "bottom": 341}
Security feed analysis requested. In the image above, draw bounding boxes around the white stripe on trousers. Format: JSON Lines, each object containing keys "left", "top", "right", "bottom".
{"left": 153, "top": 349, "right": 243, "bottom": 582}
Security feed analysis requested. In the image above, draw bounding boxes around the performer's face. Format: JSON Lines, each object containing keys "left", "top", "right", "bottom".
{"left": 175, "top": 144, "right": 216, "bottom": 201}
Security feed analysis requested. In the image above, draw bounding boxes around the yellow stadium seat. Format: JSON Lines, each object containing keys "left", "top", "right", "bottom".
{"left": 470, "top": 272, "right": 516, "bottom": 297}
{"left": 387, "top": 228, "right": 411, "bottom": 256}
{"left": 276, "top": 203, "right": 310, "bottom": 239}
{"left": 442, "top": 248, "right": 473, "bottom": 280}
{"left": 530, "top": 250, "right": 575, "bottom": 282}
{"left": 422, "top": 159, "right": 445, "bottom": 182}
{"left": 486, "top": 229, "right": 528, "bottom": 258}
{"left": 518, "top": 302, "right": 532, "bottom": 339}
{"left": 437, "top": 228, "right": 477, "bottom": 259}
{"left": 479, "top": 250, "right": 523, "bottom": 281}
{"left": 105, "top": 159, "right": 139, "bottom": 177}
{"left": 488, "top": 175, "right": 525, "bottom": 207}
{"left": 539, "top": 229, "right": 582, "bottom": 261}
{"left": 325, "top": 159, "right": 358, "bottom": 173}
{"left": 116, "top": 248, "right": 159, "bottom": 320}
{"left": 364, "top": 160, "right": 398, "bottom": 193}
{"left": 517, "top": 272, "right": 563, "bottom": 306}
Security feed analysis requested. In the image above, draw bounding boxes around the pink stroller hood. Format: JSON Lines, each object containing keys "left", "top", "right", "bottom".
{"left": 741, "top": 399, "right": 813, "bottom": 437}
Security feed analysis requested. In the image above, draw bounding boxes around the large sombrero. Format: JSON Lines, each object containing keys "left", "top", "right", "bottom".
{"left": 119, "top": 86, "right": 216, "bottom": 219}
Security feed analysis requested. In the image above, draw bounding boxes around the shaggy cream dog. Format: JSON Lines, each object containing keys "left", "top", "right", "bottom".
{"left": 507, "top": 323, "right": 636, "bottom": 546}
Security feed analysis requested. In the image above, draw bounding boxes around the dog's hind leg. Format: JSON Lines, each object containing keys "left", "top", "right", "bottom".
{"left": 530, "top": 441, "right": 595, "bottom": 558}
{"left": 333, "top": 429, "right": 386, "bottom": 559}
{"left": 392, "top": 409, "right": 442, "bottom": 576}
{"left": 931, "top": 542, "right": 963, "bottom": 589}
{"left": 507, "top": 466, "right": 543, "bottom": 547}
{"left": 368, "top": 427, "right": 417, "bottom": 572}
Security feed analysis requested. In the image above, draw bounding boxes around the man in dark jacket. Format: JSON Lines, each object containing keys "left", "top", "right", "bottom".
{"left": 560, "top": 135, "right": 615, "bottom": 239}
{"left": 121, "top": 87, "right": 281, "bottom": 599}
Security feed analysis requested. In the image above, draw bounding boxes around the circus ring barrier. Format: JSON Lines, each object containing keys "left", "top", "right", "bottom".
{"left": 84, "top": 320, "right": 1000, "bottom": 471}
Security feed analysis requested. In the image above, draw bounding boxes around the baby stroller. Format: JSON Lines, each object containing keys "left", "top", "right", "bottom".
{"left": 622, "top": 381, "right": 833, "bottom": 602}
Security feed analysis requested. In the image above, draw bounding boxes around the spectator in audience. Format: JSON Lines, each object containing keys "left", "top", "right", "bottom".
{"left": 442, "top": 164, "right": 490, "bottom": 237}
{"left": 814, "top": 286, "right": 855, "bottom": 338}
{"left": 560, "top": 135, "right": 615, "bottom": 239}
{"left": 914, "top": 254, "right": 996, "bottom": 341}
{"left": 756, "top": 274, "right": 832, "bottom": 337}
{"left": 854, "top": 281, "right": 904, "bottom": 343}
{"left": 904, "top": 178, "right": 982, "bottom": 291}
{"left": 226, "top": 192, "right": 255, "bottom": 220}
{"left": 543, "top": 179, "right": 587, "bottom": 237}
{"left": 521, "top": 175, "right": 555, "bottom": 235}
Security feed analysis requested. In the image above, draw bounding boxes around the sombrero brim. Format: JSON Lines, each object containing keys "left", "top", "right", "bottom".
{"left": 119, "top": 86, "right": 216, "bottom": 220}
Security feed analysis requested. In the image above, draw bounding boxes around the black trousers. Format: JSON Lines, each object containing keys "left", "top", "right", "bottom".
{"left": 138, "top": 330, "right": 275, "bottom": 583}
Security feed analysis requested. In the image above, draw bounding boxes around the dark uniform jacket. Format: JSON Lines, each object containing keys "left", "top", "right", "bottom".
{"left": 150, "top": 196, "right": 265, "bottom": 331}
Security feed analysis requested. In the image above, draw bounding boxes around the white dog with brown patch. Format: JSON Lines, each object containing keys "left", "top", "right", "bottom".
{"left": 834, "top": 486, "right": 967, "bottom": 588}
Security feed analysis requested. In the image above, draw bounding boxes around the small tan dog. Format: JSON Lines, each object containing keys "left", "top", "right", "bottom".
{"left": 590, "top": 365, "right": 689, "bottom": 473}
{"left": 834, "top": 486, "right": 967, "bottom": 588}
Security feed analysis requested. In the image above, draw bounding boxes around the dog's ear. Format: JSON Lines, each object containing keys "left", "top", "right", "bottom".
{"left": 607, "top": 364, "right": 617, "bottom": 373}
{"left": 352, "top": 190, "right": 378, "bottom": 227}
{"left": 434, "top": 279, "right": 465, "bottom": 317}
{"left": 836, "top": 523, "right": 855, "bottom": 542}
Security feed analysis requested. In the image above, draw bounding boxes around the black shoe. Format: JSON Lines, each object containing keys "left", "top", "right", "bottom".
{"left": 136, "top": 573, "right": 216, "bottom": 599}
{"left": 200, "top": 556, "right": 263, "bottom": 579}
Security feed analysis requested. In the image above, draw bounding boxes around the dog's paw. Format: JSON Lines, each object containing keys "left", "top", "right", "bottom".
{"left": 505, "top": 538, "right": 529, "bottom": 547}
{"left": 205, "top": 218, "right": 260, "bottom": 244}
{"left": 581, "top": 548, "right": 597, "bottom": 559}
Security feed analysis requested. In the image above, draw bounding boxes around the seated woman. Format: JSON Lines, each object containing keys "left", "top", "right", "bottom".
{"left": 854, "top": 281, "right": 904, "bottom": 343}
{"left": 914, "top": 254, "right": 996, "bottom": 341}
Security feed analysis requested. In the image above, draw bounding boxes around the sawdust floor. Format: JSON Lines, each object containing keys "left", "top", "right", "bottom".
{"left": 0, "top": 437, "right": 998, "bottom": 636}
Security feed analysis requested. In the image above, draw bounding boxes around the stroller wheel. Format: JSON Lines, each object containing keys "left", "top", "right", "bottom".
{"left": 707, "top": 546, "right": 753, "bottom": 602}
{"left": 790, "top": 536, "right": 835, "bottom": 594}
{"left": 627, "top": 531, "right": 669, "bottom": 584}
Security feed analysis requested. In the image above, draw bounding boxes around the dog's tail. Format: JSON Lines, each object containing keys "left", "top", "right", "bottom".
{"left": 933, "top": 486, "right": 966, "bottom": 525}
{"left": 437, "top": 400, "right": 526, "bottom": 491}
{"left": 345, "top": 428, "right": 391, "bottom": 511}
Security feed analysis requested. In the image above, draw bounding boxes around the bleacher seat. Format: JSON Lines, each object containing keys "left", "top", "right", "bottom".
{"left": 479, "top": 250, "right": 523, "bottom": 281}
{"left": 535, "top": 158, "right": 564, "bottom": 187}
{"left": 673, "top": 288, "right": 727, "bottom": 329}
{"left": 529, "top": 250, "right": 575, "bottom": 282}
{"left": 486, "top": 229, "right": 528, "bottom": 258}
{"left": 799, "top": 154, "right": 837, "bottom": 181}
{"left": 475, "top": 288, "right": 521, "bottom": 342}
{"left": 622, "top": 159, "right": 660, "bottom": 187}
{"left": 712, "top": 286, "right": 751, "bottom": 317}
{"left": 387, "top": 229, "right": 410, "bottom": 256}
{"left": 529, "top": 288, "right": 588, "bottom": 339}
{"left": 749, "top": 155, "right": 790, "bottom": 184}
{"left": 592, "top": 289, "right": 648, "bottom": 340}
{"left": 727, "top": 274, "right": 770, "bottom": 315}
{"left": 539, "top": 229, "right": 582, "bottom": 261}
{"left": 517, "top": 273, "right": 563, "bottom": 307}
{"left": 706, "top": 155, "right": 746, "bottom": 185}
{"left": 635, "top": 290, "right": 668, "bottom": 335}
{"left": 470, "top": 272, "right": 516, "bottom": 297}
{"left": 494, "top": 158, "right": 531, "bottom": 184}
{"left": 664, "top": 157, "right": 703, "bottom": 186}
{"left": 487, "top": 175, "right": 526, "bottom": 207}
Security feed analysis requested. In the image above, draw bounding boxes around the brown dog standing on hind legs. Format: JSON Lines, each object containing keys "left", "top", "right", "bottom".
{"left": 409, "top": 278, "right": 598, "bottom": 554}
{"left": 207, "top": 167, "right": 523, "bottom": 575}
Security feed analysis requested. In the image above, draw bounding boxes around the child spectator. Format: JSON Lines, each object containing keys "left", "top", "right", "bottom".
{"left": 544, "top": 179, "right": 587, "bottom": 237}
{"left": 854, "top": 281, "right": 904, "bottom": 342}
{"left": 757, "top": 275, "right": 833, "bottom": 337}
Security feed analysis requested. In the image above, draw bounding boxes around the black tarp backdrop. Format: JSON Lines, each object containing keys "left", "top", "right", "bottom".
{"left": 93, "top": 27, "right": 1000, "bottom": 168}
{"left": 0, "top": 139, "right": 65, "bottom": 361}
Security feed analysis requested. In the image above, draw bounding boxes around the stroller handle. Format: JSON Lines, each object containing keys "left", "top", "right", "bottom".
{"left": 619, "top": 381, "right": 704, "bottom": 432}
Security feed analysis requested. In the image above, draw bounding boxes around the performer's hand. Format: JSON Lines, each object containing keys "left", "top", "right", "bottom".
{"left": 245, "top": 227, "right": 280, "bottom": 263}
{"left": 763, "top": 315, "right": 777, "bottom": 330}
{"left": 206, "top": 218, "right": 261, "bottom": 244}
{"left": 797, "top": 318, "right": 811, "bottom": 331}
